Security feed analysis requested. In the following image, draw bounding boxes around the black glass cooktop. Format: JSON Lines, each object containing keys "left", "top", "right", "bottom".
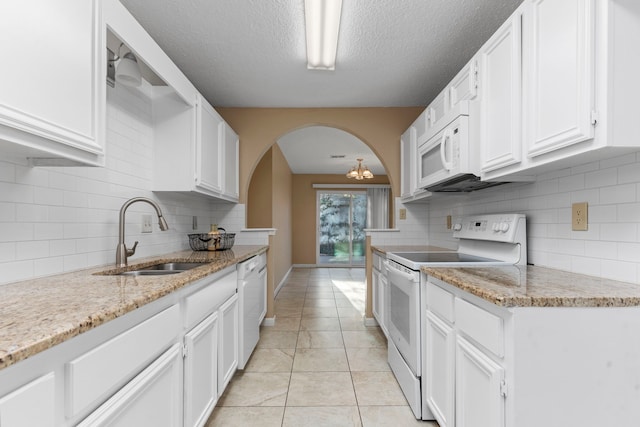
{"left": 391, "top": 252, "right": 501, "bottom": 264}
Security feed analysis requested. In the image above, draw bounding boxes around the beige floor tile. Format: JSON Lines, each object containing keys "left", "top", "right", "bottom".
{"left": 282, "top": 406, "right": 362, "bottom": 427}
{"left": 302, "top": 306, "right": 339, "bottom": 318}
{"left": 346, "top": 347, "right": 390, "bottom": 372}
{"left": 275, "top": 305, "right": 303, "bottom": 318}
{"left": 304, "top": 290, "right": 336, "bottom": 299}
{"left": 265, "top": 317, "right": 301, "bottom": 331}
{"left": 339, "top": 318, "right": 369, "bottom": 331}
{"left": 205, "top": 406, "right": 284, "bottom": 427}
{"left": 335, "top": 297, "right": 358, "bottom": 308}
{"left": 351, "top": 371, "right": 408, "bottom": 406}
{"left": 217, "top": 372, "right": 290, "bottom": 406}
{"left": 257, "top": 330, "right": 298, "bottom": 349}
{"left": 297, "top": 330, "right": 344, "bottom": 348}
{"left": 359, "top": 406, "right": 438, "bottom": 427}
{"left": 300, "top": 317, "right": 341, "bottom": 331}
{"left": 342, "top": 329, "right": 386, "bottom": 348}
{"left": 303, "top": 298, "right": 336, "bottom": 308}
{"left": 276, "top": 298, "right": 305, "bottom": 308}
{"left": 244, "top": 348, "right": 295, "bottom": 372}
{"left": 287, "top": 372, "right": 357, "bottom": 406}
{"left": 338, "top": 306, "right": 364, "bottom": 318}
{"left": 292, "top": 348, "right": 349, "bottom": 371}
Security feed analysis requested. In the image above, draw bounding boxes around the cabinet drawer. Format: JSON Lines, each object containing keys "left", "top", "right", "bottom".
{"left": 185, "top": 267, "right": 237, "bottom": 328}
{"left": 455, "top": 298, "right": 503, "bottom": 357}
{"left": 0, "top": 373, "right": 55, "bottom": 427}
{"left": 426, "top": 282, "right": 454, "bottom": 323}
{"left": 65, "top": 305, "right": 180, "bottom": 418}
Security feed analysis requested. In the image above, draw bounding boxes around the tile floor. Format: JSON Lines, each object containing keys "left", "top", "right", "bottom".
{"left": 205, "top": 267, "right": 439, "bottom": 427}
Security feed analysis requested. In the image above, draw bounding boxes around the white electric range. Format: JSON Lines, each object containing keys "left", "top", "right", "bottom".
{"left": 384, "top": 213, "right": 527, "bottom": 420}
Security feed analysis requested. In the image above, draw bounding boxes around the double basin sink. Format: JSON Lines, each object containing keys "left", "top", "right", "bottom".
{"left": 113, "top": 262, "right": 208, "bottom": 276}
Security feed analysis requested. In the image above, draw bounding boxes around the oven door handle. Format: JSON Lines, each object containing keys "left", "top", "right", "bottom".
{"left": 384, "top": 261, "right": 419, "bottom": 283}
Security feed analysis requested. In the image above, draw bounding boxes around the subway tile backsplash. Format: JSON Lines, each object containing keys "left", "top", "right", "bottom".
{"left": 427, "top": 152, "right": 640, "bottom": 284}
{"left": 0, "top": 84, "right": 253, "bottom": 285}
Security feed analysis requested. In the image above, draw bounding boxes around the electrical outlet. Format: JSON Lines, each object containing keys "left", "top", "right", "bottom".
{"left": 142, "top": 214, "right": 153, "bottom": 233}
{"left": 572, "top": 202, "right": 588, "bottom": 231}
{"left": 399, "top": 208, "right": 407, "bottom": 220}
{"left": 446, "top": 215, "right": 452, "bottom": 230}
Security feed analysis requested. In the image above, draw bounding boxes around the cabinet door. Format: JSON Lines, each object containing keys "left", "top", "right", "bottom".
{"left": 0, "top": 0, "right": 104, "bottom": 165}
{"left": 184, "top": 312, "right": 219, "bottom": 427}
{"left": 455, "top": 336, "right": 505, "bottom": 427}
{"left": 222, "top": 122, "right": 239, "bottom": 200}
{"left": 424, "top": 312, "right": 455, "bottom": 427}
{"left": 78, "top": 344, "right": 183, "bottom": 427}
{"left": 0, "top": 373, "right": 55, "bottom": 427}
{"left": 426, "top": 90, "right": 449, "bottom": 132}
{"left": 524, "top": 0, "right": 595, "bottom": 158}
{"left": 218, "top": 293, "right": 239, "bottom": 394}
{"left": 449, "top": 59, "right": 478, "bottom": 110}
{"left": 400, "top": 126, "right": 414, "bottom": 198}
{"left": 479, "top": 11, "right": 523, "bottom": 173}
{"left": 196, "top": 95, "right": 223, "bottom": 193}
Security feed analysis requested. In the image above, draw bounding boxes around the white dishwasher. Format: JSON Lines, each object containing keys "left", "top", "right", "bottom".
{"left": 237, "top": 252, "right": 267, "bottom": 369}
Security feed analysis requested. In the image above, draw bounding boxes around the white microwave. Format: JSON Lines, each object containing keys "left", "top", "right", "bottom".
{"left": 417, "top": 102, "right": 474, "bottom": 191}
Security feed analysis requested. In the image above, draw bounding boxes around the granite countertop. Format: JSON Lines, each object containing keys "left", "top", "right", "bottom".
{"left": 371, "top": 245, "right": 453, "bottom": 255}
{"left": 0, "top": 245, "right": 267, "bottom": 371}
{"left": 423, "top": 265, "right": 640, "bottom": 308}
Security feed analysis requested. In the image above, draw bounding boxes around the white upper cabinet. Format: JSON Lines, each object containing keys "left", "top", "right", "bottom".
{"left": 0, "top": 0, "right": 105, "bottom": 166}
{"left": 478, "top": 7, "right": 523, "bottom": 174}
{"left": 196, "top": 96, "right": 224, "bottom": 194}
{"left": 400, "top": 124, "right": 430, "bottom": 202}
{"left": 448, "top": 60, "right": 478, "bottom": 112}
{"left": 524, "top": 0, "right": 595, "bottom": 158}
{"left": 222, "top": 122, "right": 239, "bottom": 200}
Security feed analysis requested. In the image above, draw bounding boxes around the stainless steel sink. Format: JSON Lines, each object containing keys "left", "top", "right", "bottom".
{"left": 101, "top": 261, "right": 210, "bottom": 276}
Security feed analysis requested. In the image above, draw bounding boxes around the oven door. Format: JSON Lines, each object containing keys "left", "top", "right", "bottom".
{"left": 385, "top": 262, "right": 421, "bottom": 376}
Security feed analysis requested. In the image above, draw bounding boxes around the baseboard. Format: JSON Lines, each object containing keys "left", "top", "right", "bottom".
{"left": 364, "top": 317, "right": 379, "bottom": 327}
{"left": 274, "top": 266, "right": 293, "bottom": 296}
{"left": 261, "top": 316, "right": 276, "bottom": 326}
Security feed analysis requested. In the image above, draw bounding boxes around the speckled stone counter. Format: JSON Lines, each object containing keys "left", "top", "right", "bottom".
{"left": 371, "top": 245, "right": 452, "bottom": 255}
{"left": 0, "top": 245, "right": 267, "bottom": 370}
{"left": 423, "top": 265, "right": 640, "bottom": 308}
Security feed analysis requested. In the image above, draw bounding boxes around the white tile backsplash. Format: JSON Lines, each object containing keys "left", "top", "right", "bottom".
{"left": 425, "top": 154, "right": 640, "bottom": 283}
{"left": 0, "top": 83, "right": 256, "bottom": 285}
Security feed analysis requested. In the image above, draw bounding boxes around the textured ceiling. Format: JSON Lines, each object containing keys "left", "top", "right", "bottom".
{"left": 118, "top": 0, "right": 522, "bottom": 173}
{"left": 119, "top": 0, "right": 522, "bottom": 108}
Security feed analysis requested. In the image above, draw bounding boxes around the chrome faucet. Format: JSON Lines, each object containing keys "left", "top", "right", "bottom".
{"left": 116, "top": 197, "right": 169, "bottom": 267}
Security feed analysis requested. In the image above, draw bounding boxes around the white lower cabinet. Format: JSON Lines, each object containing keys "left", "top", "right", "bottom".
{"left": 424, "top": 311, "right": 455, "bottom": 427}
{"left": 372, "top": 253, "right": 388, "bottom": 337}
{"left": 455, "top": 336, "right": 505, "bottom": 427}
{"left": 184, "top": 312, "right": 219, "bottom": 427}
{"left": 218, "top": 293, "right": 239, "bottom": 394}
{"left": 0, "top": 373, "right": 56, "bottom": 427}
{"left": 78, "top": 344, "right": 183, "bottom": 427}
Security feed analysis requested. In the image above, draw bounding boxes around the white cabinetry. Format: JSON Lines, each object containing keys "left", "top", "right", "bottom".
{"left": 183, "top": 313, "right": 218, "bottom": 427}
{"left": 222, "top": 122, "right": 239, "bottom": 200}
{"left": 0, "top": 0, "right": 105, "bottom": 166}
{"left": 524, "top": 0, "right": 594, "bottom": 158}
{"left": 478, "top": 8, "right": 523, "bottom": 174}
{"left": 424, "top": 312, "right": 454, "bottom": 427}
{"left": 78, "top": 344, "right": 183, "bottom": 427}
{"left": 455, "top": 337, "right": 505, "bottom": 427}
{"left": 0, "top": 373, "right": 55, "bottom": 427}
{"left": 400, "top": 125, "right": 430, "bottom": 202}
{"left": 196, "top": 96, "right": 224, "bottom": 194}
{"left": 371, "top": 252, "right": 388, "bottom": 337}
{"left": 218, "top": 293, "right": 239, "bottom": 394}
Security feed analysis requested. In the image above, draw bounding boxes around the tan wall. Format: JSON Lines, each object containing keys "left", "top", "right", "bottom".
{"left": 292, "top": 174, "right": 390, "bottom": 265}
{"left": 271, "top": 145, "right": 293, "bottom": 288}
{"left": 216, "top": 107, "right": 423, "bottom": 204}
{"left": 247, "top": 149, "right": 272, "bottom": 228}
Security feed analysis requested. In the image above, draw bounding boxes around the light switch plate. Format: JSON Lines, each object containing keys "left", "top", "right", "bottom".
{"left": 572, "top": 202, "right": 588, "bottom": 231}
{"left": 446, "top": 215, "right": 452, "bottom": 230}
{"left": 142, "top": 214, "right": 153, "bottom": 233}
{"left": 399, "top": 208, "right": 407, "bottom": 220}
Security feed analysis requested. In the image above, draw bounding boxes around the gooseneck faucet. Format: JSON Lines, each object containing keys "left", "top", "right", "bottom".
{"left": 116, "top": 197, "right": 169, "bottom": 267}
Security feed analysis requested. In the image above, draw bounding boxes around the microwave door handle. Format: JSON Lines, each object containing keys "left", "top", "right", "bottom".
{"left": 439, "top": 128, "right": 454, "bottom": 171}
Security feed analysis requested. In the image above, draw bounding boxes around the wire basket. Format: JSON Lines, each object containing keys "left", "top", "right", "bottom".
{"left": 188, "top": 228, "right": 235, "bottom": 251}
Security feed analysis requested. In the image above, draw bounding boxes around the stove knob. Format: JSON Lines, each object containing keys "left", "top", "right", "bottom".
{"left": 492, "top": 223, "right": 500, "bottom": 232}
{"left": 500, "top": 222, "right": 510, "bottom": 232}
{"left": 453, "top": 223, "right": 462, "bottom": 231}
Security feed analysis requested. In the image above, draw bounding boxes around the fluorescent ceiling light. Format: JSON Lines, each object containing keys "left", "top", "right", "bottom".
{"left": 304, "top": 0, "right": 343, "bottom": 70}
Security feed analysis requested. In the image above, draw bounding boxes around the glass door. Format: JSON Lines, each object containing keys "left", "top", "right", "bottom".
{"left": 317, "top": 191, "right": 367, "bottom": 266}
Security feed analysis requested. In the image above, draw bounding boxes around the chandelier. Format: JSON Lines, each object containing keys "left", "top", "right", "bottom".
{"left": 346, "top": 158, "right": 374, "bottom": 180}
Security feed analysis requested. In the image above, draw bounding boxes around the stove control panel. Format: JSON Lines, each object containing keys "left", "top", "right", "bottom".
{"left": 452, "top": 213, "right": 526, "bottom": 243}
